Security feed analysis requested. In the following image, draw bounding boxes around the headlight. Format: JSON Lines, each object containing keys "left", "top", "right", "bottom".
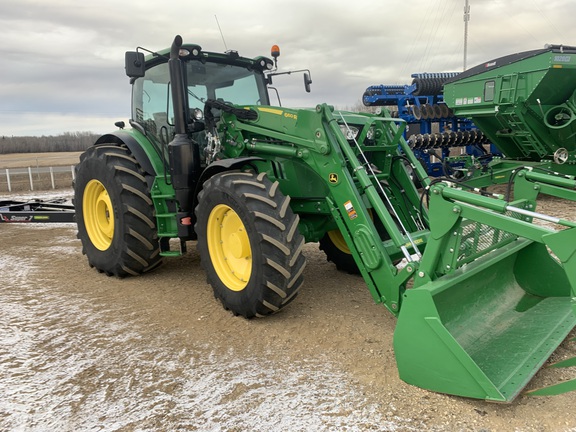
{"left": 192, "top": 108, "right": 204, "bottom": 121}
{"left": 366, "top": 126, "right": 375, "bottom": 140}
{"left": 340, "top": 125, "right": 359, "bottom": 140}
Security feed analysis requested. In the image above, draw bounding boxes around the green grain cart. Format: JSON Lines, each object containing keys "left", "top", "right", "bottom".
{"left": 443, "top": 44, "right": 576, "bottom": 185}
{"left": 74, "top": 36, "right": 576, "bottom": 402}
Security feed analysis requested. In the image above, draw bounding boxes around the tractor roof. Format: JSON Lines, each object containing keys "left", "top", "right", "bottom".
{"left": 144, "top": 44, "right": 274, "bottom": 73}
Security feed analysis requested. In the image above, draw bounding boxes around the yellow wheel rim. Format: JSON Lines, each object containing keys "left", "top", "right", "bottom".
{"left": 207, "top": 204, "right": 252, "bottom": 291}
{"left": 327, "top": 229, "right": 351, "bottom": 254}
{"left": 83, "top": 179, "right": 115, "bottom": 251}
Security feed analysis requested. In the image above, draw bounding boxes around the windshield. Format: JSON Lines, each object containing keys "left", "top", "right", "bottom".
{"left": 132, "top": 58, "right": 269, "bottom": 145}
{"left": 186, "top": 61, "right": 269, "bottom": 109}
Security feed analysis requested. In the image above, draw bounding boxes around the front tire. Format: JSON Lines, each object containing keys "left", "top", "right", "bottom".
{"left": 319, "top": 229, "right": 361, "bottom": 274}
{"left": 74, "top": 144, "right": 162, "bottom": 277}
{"left": 195, "top": 171, "right": 306, "bottom": 318}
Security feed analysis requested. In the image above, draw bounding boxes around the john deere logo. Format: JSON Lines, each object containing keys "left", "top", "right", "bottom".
{"left": 329, "top": 173, "right": 338, "bottom": 183}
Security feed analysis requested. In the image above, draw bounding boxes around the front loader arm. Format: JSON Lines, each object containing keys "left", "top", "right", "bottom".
{"left": 218, "top": 103, "right": 429, "bottom": 314}
{"left": 217, "top": 101, "right": 576, "bottom": 402}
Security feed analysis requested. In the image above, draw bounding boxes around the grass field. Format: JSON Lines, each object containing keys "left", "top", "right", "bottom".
{"left": 0, "top": 152, "right": 83, "bottom": 169}
{"left": 0, "top": 152, "right": 83, "bottom": 192}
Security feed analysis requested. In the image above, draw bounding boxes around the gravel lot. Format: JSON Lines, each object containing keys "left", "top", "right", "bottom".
{"left": 1, "top": 186, "right": 576, "bottom": 431}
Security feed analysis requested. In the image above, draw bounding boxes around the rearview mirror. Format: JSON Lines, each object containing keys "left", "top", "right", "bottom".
{"left": 125, "top": 51, "right": 145, "bottom": 78}
{"left": 304, "top": 72, "right": 312, "bottom": 93}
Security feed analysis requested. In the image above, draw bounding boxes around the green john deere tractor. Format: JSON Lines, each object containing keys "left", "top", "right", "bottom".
{"left": 74, "top": 35, "right": 576, "bottom": 402}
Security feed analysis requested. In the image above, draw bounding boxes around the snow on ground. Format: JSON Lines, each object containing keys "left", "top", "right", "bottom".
{"left": 1, "top": 188, "right": 74, "bottom": 203}
{"left": 0, "top": 231, "right": 421, "bottom": 432}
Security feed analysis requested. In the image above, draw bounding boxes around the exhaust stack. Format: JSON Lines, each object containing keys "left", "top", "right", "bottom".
{"left": 167, "top": 35, "right": 200, "bottom": 236}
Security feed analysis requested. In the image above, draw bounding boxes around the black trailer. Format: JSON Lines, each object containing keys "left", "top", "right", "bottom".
{"left": 0, "top": 198, "right": 75, "bottom": 223}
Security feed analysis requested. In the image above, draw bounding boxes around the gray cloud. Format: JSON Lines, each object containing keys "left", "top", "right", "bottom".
{"left": 0, "top": 0, "right": 573, "bottom": 136}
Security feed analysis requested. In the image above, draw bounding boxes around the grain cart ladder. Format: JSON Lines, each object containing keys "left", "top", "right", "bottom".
{"left": 74, "top": 36, "right": 576, "bottom": 402}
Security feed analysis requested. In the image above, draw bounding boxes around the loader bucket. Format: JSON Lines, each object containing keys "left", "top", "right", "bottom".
{"left": 394, "top": 239, "right": 576, "bottom": 402}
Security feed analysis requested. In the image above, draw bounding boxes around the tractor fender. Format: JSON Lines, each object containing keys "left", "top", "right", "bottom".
{"left": 95, "top": 131, "right": 160, "bottom": 177}
{"left": 193, "top": 157, "right": 264, "bottom": 208}
{"left": 197, "top": 157, "right": 264, "bottom": 188}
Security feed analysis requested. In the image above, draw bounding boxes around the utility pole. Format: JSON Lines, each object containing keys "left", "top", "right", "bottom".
{"left": 463, "top": 0, "right": 470, "bottom": 71}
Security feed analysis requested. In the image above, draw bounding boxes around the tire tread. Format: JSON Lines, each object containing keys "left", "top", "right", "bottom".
{"left": 74, "top": 144, "right": 162, "bottom": 277}
{"left": 195, "top": 170, "right": 306, "bottom": 318}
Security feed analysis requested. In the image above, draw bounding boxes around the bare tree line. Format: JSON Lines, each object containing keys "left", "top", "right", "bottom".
{"left": 0, "top": 104, "right": 379, "bottom": 156}
{"left": 0, "top": 132, "right": 99, "bottom": 154}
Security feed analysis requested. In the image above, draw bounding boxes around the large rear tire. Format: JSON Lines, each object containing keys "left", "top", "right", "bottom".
{"left": 195, "top": 171, "right": 306, "bottom": 318}
{"left": 74, "top": 144, "right": 162, "bottom": 277}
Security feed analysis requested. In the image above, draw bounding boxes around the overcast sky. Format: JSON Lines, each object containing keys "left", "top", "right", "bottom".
{"left": 1, "top": 0, "right": 573, "bottom": 137}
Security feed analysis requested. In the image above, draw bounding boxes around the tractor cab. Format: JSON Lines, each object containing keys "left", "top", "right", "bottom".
{"left": 124, "top": 42, "right": 312, "bottom": 158}
{"left": 125, "top": 45, "right": 273, "bottom": 152}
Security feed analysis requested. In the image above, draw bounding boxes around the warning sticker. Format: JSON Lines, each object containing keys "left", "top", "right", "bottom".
{"left": 344, "top": 200, "right": 358, "bottom": 220}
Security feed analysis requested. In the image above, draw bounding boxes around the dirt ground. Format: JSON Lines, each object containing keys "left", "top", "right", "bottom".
{"left": 1, "top": 188, "right": 576, "bottom": 431}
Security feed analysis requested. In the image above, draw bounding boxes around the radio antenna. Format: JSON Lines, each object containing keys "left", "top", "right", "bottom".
{"left": 463, "top": 0, "right": 470, "bottom": 71}
{"left": 215, "top": 15, "right": 228, "bottom": 51}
